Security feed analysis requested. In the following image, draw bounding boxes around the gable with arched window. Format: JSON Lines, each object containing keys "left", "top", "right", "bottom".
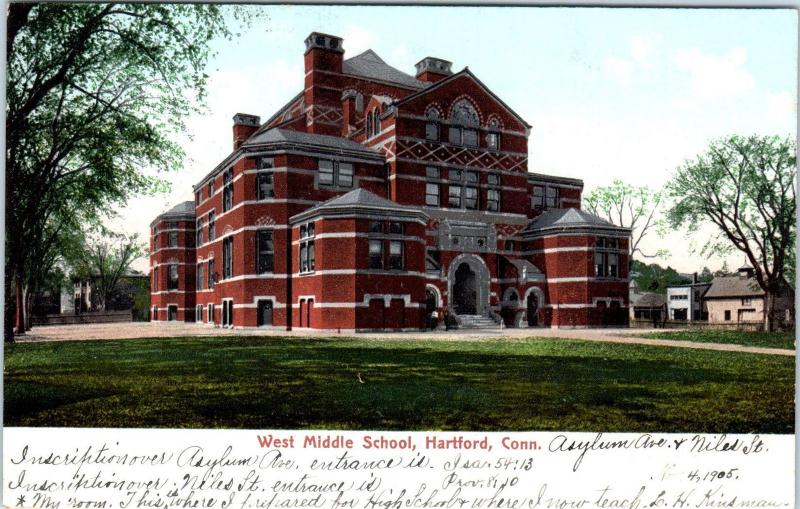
{"left": 448, "top": 98, "right": 480, "bottom": 147}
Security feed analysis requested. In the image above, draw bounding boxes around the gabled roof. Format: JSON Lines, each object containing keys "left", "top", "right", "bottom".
{"left": 705, "top": 276, "right": 764, "bottom": 299}
{"left": 243, "top": 128, "right": 382, "bottom": 158}
{"left": 395, "top": 68, "right": 532, "bottom": 129}
{"left": 343, "top": 50, "right": 427, "bottom": 90}
{"left": 522, "top": 207, "right": 629, "bottom": 237}
{"left": 290, "top": 188, "right": 427, "bottom": 224}
{"left": 633, "top": 293, "right": 667, "bottom": 308}
{"left": 261, "top": 91, "right": 304, "bottom": 130}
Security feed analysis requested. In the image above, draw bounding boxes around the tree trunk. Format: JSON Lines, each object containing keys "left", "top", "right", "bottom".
{"left": 763, "top": 290, "right": 775, "bottom": 333}
{"left": 25, "top": 285, "right": 33, "bottom": 331}
{"left": 5, "top": 269, "right": 17, "bottom": 343}
{"left": 14, "top": 274, "right": 26, "bottom": 335}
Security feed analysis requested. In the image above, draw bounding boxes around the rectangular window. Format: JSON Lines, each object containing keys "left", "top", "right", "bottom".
{"left": 595, "top": 252, "right": 605, "bottom": 277}
{"left": 257, "top": 173, "right": 274, "bottom": 200}
{"left": 465, "top": 171, "right": 478, "bottom": 184}
{"left": 448, "top": 185, "right": 462, "bottom": 208}
{"left": 318, "top": 160, "right": 335, "bottom": 186}
{"left": 197, "top": 263, "right": 204, "bottom": 290}
{"left": 207, "top": 259, "right": 215, "bottom": 288}
{"left": 487, "top": 189, "right": 500, "bottom": 212}
{"left": 487, "top": 132, "right": 500, "bottom": 151}
{"left": 299, "top": 223, "right": 315, "bottom": 273}
{"left": 389, "top": 221, "right": 403, "bottom": 234}
{"left": 168, "top": 231, "right": 178, "bottom": 248}
{"left": 426, "top": 166, "right": 440, "bottom": 179}
{"left": 488, "top": 174, "right": 500, "bottom": 186}
{"left": 546, "top": 186, "right": 559, "bottom": 208}
{"left": 208, "top": 180, "right": 214, "bottom": 198}
{"left": 608, "top": 252, "right": 619, "bottom": 278}
{"left": 168, "top": 264, "right": 179, "bottom": 290}
{"left": 462, "top": 129, "right": 478, "bottom": 147}
{"left": 223, "top": 169, "right": 233, "bottom": 212}
{"left": 724, "top": 310, "right": 731, "bottom": 321}
{"left": 196, "top": 218, "right": 204, "bottom": 246}
{"left": 195, "top": 191, "right": 201, "bottom": 205}
{"left": 426, "top": 183, "right": 440, "bottom": 206}
{"left": 389, "top": 241, "right": 403, "bottom": 270}
{"left": 223, "top": 237, "right": 233, "bottom": 279}
{"left": 258, "top": 157, "right": 274, "bottom": 169}
{"left": 465, "top": 187, "right": 479, "bottom": 209}
{"left": 448, "top": 169, "right": 462, "bottom": 182}
{"left": 369, "top": 221, "right": 384, "bottom": 234}
{"left": 425, "top": 122, "right": 438, "bottom": 141}
{"left": 369, "top": 239, "right": 383, "bottom": 269}
{"left": 533, "top": 186, "right": 545, "bottom": 209}
{"left": 208, "top": 212, "right": 216, "bottom": 241}
{"left": 257, "top": 230, "right": 274, "bottom": 273}
{"left": 207, "top": 303, "right": 214, "bottom": 323}
{"left": 338, "top": 162, "right": 353, "bottom": 187}
{"left": 448, "top": 126, "right": 461, "bottom": 145}
{"left": 153, "top": 267, "right": 158, "bottom": 292}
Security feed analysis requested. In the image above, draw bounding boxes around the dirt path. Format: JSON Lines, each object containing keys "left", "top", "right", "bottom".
{"left": 11, "top": 322, "right": 794, "bottom": 356}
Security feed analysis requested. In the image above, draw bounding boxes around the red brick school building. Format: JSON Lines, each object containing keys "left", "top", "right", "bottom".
{"left": 149, "top": 32, "right": 630, "bottom": 330}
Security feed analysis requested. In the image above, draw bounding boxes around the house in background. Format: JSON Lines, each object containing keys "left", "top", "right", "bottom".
{"left": 704, "top": 265, "right": 794, "bottom": 325}
{"left": 629, "top": 279, "right": 667, "bottom": 323}
{"left": 666, "top": 274, "right": 710, "bottom": 321}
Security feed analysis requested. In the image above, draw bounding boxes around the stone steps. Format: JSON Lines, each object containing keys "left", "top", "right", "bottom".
{"left": 457, "top": 314, "right": 500, "bottom": 329}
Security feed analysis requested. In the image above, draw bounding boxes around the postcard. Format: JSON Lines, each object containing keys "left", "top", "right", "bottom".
{"left": 3, "top": 3, "right": 795, "bottom": 508}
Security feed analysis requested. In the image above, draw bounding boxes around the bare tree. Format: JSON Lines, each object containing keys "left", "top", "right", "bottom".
{"left": 584, "top": 178, "right": 665, "bottom": 262}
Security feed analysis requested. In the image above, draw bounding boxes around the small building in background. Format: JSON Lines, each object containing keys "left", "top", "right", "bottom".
{"left": 704, "top": 265, "right": 793, "bottom": 325}
{"left": 666, "top": 273, "right": 710, "bottom": 321}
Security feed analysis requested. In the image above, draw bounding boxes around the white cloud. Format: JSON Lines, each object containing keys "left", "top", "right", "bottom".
{"left": 630, "top": 33, "right": 662, "bottom": 66}
{"left": 673, "top": 47, "right": 755, "bottom": 104}
{"left": 603, "top": 56, "right": 634, "bottom": 83}
{"left": 342, "top": 25, "right": 377, "bottom": 56}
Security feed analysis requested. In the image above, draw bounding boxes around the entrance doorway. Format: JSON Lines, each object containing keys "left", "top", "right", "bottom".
{"left": 257, "top": 300, "right": 273, "bottom": 327}
{"left": 453, "top": 263, "right": 477, "bottom": 315}
{"left": 168, "top": 305, "right": 177, "bottom": 322}
{"left": 526, "top": 293, "right": 539, "bottom": 326}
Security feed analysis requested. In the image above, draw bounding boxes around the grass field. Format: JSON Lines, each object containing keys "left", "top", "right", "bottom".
{"left": 637, "top": 330, "right": 795, "bottom": 350}
{"left": 4, "top": 336, "right": 794, "bottom": 432}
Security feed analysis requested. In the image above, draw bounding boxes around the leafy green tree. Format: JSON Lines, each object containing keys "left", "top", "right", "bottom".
{"left": 698, "top": 266, "right": 714, "bottom": 283}
{"left": 666, "top": 135, "right": 795, "bottom": 332}
{"left": 584, "top": 178, "right": 665, "bottom": 262}
{"left": 70, "top": 232, "right": 145, "bottom": 312}
{"left": 630, "top": 260, "right": 691, "bottom": 294}
{"left": 5, "top": 4, "right": 258, "bottom": 341}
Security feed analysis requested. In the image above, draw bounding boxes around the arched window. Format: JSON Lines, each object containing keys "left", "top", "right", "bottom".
{"left": 448, "top": 99, "right": 479, "bottom": 147}
{"left": 366, "top": 112, "right": 373, "bottom": 138}
{"left": 425, "top": 107, "right": 440, "bottom": 141}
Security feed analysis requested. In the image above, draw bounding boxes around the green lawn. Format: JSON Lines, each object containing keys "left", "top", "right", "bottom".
{"left": 637, "top": 330, "right": 795, "bottom": 350}
{"left": 4, "top": 336, "right": 795, "bottom": 432}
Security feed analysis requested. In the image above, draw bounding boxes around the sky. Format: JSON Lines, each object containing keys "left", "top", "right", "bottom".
{"left": 113, "top": 6, "right": 798, "bottom": 273}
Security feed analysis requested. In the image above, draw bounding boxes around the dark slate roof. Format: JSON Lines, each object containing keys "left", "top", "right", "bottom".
{"left": 343, "top": 50, "right": 427, "bottom": 90}
{"left": 152, "top": 201, "right": 195, "bottom": 226}
{"left": 633, "top": 293, "right": 666, "bottom": 308}
{"left": 705, "top": 276, "right": 764, "bottom": 299}
{"left": 522, "top": 208, "right": 628, "bottom": 235}
{"left": 162, "top": 201, "right": 195, "bottom": 217}
{"left": 242, "top": 128, "right": 382, "bottom": 157}
{"left": 291, "top": 188, "right": 426, "bottom": 223}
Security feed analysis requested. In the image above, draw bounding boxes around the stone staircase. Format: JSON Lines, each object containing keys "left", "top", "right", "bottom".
{"left": 456, "top": 314, "right": 501, "bottom": 330}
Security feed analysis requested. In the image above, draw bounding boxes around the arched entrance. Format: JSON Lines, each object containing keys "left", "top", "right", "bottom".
{"left": 453, "top": 263, "right": 477, "bottom": 314}
{"left": 526, "top": 292, "right": 539, "bottom": 326}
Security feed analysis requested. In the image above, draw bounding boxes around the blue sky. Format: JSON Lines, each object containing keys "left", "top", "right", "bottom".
{"left": 119, "top": 6, "right": 797, "bottom": 273}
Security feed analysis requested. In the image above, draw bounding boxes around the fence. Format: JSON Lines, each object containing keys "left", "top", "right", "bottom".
{"left": 629, "top": 319, "right": 765, "bottom": 332}
{"left": 32, "top": 310, "right": 133, "bottom": 326}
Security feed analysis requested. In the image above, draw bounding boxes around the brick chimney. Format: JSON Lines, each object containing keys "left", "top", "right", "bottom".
{"left": 415, "top": 57, "right": 453, "bottom": 83}
{"left": 304, "top": 32, "right": 345, "bottom": 136}
{"left": 233, "top": 113, "right": 260, "bottom": 150}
